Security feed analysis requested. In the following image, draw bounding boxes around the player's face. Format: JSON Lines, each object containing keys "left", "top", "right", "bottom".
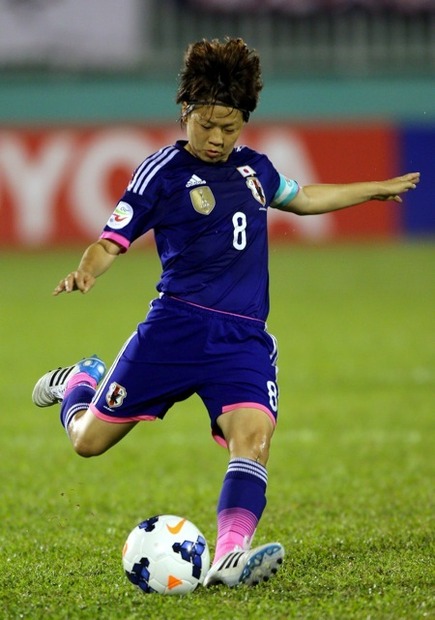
{"left": 184, "top": 105, "right": 244, "bottom": 163}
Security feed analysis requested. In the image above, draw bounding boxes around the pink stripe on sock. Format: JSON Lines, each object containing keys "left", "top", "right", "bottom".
{"left": 214, "top": 508, "right": 258, "bottom": 563}
{"left": 64, "top": 372, "right": 97, "bottom": 397}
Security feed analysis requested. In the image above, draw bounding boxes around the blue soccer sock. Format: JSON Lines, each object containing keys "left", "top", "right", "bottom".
{"left": 60, "top": 385, "right": 95, "bottom": 433}
{"left": 214, "top": 457, "right": 268, "bottom": 562}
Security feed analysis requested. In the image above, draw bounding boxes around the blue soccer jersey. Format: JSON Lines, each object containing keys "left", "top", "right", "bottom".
{"left": 101, "top": 140, "right": 298, "bottom": 321}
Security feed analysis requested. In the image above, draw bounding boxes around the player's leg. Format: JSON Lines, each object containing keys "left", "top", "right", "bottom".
{"left": 32, "top": 355, "right": 136, "bottom": 456}
{"left": 203, "top": 407, "right": 284, "bottom": 587}
{"left": 67, "top": 409, "right": 136, "bottom": 457}
{"left": 33, "top": 299, "right": 203, "bottom": 457}
{"left": 213, "top": 407, "right": 273, "bottom": 557}
{"left": 198, "top": 313, "right": 284, "bottom": 586}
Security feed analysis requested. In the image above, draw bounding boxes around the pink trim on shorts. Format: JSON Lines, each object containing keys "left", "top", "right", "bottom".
{"left": 100, "top": 232, "right": 130, "bottom": 252}
{"left": 213, "top": 402, "right": 277, "bottom": 448}
{"left": 90, "top": 403, "right": 158, "bottom": 423}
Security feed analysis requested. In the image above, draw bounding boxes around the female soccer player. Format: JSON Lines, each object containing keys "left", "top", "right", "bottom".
{"left": 32, "top": 38, "right": 419, "bottom": 588}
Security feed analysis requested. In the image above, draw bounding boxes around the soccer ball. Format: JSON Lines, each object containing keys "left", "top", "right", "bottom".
{"left": 122, "top": 515, "right": 210, "bottom": 595}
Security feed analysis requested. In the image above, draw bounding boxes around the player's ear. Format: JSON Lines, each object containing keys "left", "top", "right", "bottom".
{"left": 179, "top": 102, "right": 188, "bottom": 126}
{"left": 179, "top": 102, "right": 194, "bottom": 126}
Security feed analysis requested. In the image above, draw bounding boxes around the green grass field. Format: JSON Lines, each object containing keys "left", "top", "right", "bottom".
{"left": 0, "top": 243, "right": 433, "bottom": 620}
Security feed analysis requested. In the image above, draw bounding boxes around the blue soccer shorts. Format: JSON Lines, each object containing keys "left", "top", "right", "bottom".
{"left": 90, "top": 295, "right": 279, "bottom": 447}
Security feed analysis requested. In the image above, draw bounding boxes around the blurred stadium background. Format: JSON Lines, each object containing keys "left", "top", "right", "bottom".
{"left": 0, "top": 0, "right": 434, "bottom": 247}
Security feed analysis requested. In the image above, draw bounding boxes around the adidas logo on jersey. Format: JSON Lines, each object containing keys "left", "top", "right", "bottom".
{"left": 186, "top": 174, "right": 206, "bottom": 188}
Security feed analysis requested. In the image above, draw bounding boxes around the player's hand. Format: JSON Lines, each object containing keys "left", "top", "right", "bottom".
{"left": 371, "top": 172, "right": 420, "bottom": 203}
{"left": 52, "top": 270, "right": 96, "bottom": 296}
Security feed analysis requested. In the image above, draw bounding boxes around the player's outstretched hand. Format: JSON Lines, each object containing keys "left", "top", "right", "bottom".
{"left": 371, "top": 172, "right": 420, "bottom": 203}
{"left": 53, "top": 270, "right": 96, "bottom": 296}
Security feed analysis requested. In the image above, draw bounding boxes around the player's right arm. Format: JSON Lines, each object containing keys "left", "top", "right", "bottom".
{"left": 53, "top": 238, "right": 122, "bottom": 296}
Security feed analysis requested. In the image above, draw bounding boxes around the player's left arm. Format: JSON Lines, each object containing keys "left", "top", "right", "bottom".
{"left": 276, "top": 172, "right": 420, "bottom": 215}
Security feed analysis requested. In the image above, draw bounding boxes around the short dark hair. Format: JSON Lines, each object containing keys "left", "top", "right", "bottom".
{"left": 176, "top": 38, "right": 263, "bottom": 122}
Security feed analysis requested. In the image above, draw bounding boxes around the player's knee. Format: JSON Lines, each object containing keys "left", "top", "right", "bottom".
{"left": 71, "top": 435, "right": 106, "bottom": 458}
{"left": 218, "top": 408, "right": 274, "bottom": 465}
{"left": 229, "top": 427, "right": 272, "bottom": 464}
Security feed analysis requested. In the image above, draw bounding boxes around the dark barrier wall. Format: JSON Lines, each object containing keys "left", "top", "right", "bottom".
{"left": 401, "top": 126, "right": 435, "bottom": 237}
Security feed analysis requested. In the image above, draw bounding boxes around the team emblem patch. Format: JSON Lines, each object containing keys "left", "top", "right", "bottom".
{"left": 107, "top": 201, "right": 133, "bottom": 230}
{"left": 190, "top": 186, "right": 216, "bottom": 215}
{"left": 237, "top": 165, "right": 256, "bottom": 178}
{"left": 246, "top": 177, "right": 266, "bottom": 206}
{"left": 106, "top": 382, "right": 127, "bottom": 408}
